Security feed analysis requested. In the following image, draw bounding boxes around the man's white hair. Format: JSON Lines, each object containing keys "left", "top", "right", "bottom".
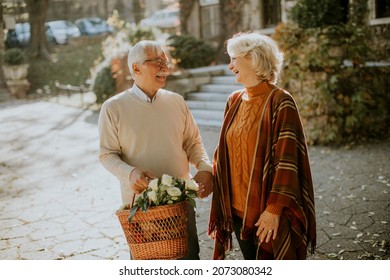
{"left": 127, "top": 40, "right": 165, "bottom": 78}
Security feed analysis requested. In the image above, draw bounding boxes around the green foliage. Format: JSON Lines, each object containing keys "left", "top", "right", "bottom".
{"left": 28, "top": 42, "right": 102, "bottom": 94}
{"left": 93, "top": 67, "right": 116, "bottom": 104}
{"left": 2, "top": 48, "right": 27, "bottom": 65}
{"left": 274, "top": 23, "right": 389, "bottom": 145}
{"left": 290, "top": 0, "right": 346, "bottom": 28}
{"left": 349, "top": 0, "right": 369, "bottom": 26}
{"left": 167, "top": 34, "right": 217, "bottom": 69}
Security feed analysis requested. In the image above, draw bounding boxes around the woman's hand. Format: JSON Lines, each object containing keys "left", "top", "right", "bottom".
{"left": 255, "top": 210, "right": 280, "bottom": 244}
{"left": 208, "top": 230, "right": 216, "bottom": 240}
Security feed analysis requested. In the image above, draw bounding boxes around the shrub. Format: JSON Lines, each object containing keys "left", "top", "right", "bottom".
{"left": 128, "top": 26, "right": 155, "bottom": 45}
{"left": 2, "top": 48, "right": 27, "bottom": 65}
{"left": 290, "top": 0, "right": 346, "bottom": 29}
{"left": 93, "top": 66, "right": 116, "bottom": 104}
{"left": 167, "top": 35, "right": 217, "bottom": 69}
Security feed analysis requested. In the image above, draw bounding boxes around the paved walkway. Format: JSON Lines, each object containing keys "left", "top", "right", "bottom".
{"left": 0, "top": 97, "right": 389, "bottom": 260}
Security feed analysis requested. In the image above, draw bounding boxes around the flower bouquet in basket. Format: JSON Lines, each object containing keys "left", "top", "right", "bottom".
{"left": 116, "top": 174, "right": 199, "bottom": 260}
{"left": 128, "top": 174, "right": 199, "bottom": 222}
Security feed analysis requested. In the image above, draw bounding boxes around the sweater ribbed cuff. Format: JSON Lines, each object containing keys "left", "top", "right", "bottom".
{"left": 266, "top": 204, "right": 283, "bottom": 215}
{"left": 196, "top": 160, "right": 213, "bottom": 173}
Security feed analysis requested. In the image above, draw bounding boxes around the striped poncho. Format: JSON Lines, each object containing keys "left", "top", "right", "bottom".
{"left": 208, "top": 82, "right": 316, "bottom": 259}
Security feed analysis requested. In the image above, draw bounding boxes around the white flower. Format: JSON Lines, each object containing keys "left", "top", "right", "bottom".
{"left": 129, "top": 174, "right": 198, "bottom": 222}
{"left": 161, "top": 174, "right": 173, "bottom": 186}
{"left": 185, "top": 179, "right": 199, "bottom": 191}
{"left": 166, "top": 186, "right": 181, "bottom": 197}
{"left": 159, "top": 184, "right": 168, "bottom": 192}
{"left": 148, "top": 178, "right": 159, "bottom": 191}
{"left": 148, "top": 190, "right": 157, "bottom": 203}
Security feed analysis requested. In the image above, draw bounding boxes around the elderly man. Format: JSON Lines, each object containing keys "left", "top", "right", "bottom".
{"left": 98, "top": 40, "right": 213, "bottom": 259}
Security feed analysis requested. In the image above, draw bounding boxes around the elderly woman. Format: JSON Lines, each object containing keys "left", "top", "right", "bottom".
{"left": 208, "top": 32, "right": 316, "bottom": 260}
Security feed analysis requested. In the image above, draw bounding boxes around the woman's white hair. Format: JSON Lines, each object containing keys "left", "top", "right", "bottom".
{"left": 127, "top": 40, "right": 165, "bottom": 77}
{"left": 227, "top": 31, "right": 284, "bottom": 84}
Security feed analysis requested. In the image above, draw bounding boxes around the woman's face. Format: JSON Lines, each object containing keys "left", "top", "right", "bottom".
{"left": 228, "top": 55, "right": 259, "bottom": 87}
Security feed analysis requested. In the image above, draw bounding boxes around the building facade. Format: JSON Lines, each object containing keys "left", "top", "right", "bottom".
{"left": 184, "top": 0, "right": 389, "bottom": 55}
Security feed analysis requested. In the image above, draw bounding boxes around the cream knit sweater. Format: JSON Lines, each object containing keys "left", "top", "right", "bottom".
{"left": 98, "top": 86, "right": 212, "bottom": 205}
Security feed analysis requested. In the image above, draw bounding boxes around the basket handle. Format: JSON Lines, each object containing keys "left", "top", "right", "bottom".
{"left": 130, "top": 175, "right": 152, "bottom": 207}
{"left": 131, "top": 193, "right": 136, "bottom": 207}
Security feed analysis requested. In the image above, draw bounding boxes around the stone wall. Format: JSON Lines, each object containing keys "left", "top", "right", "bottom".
{"left": 286, "top": 71, "right": 336, "bottom": 145}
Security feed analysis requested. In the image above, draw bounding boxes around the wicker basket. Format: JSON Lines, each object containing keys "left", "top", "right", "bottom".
{"left": 116, "top": 200, "right": 189, "bottom": 260}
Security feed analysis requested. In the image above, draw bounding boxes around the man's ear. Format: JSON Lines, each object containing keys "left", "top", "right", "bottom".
{"left": 132, "top": 63, "right": 141, "bottom": 75}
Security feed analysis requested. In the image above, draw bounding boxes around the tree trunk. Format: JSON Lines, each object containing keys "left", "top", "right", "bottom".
{"left": 0, "top": 4, "right": 5, "bottom": 86}
{"left": 0, "top": 4, "right": 4, "bottom": 53}
{"left": 133, "top": 0, "right": 142, "bottom": 24}
{"left": 104, "top": 0, "right": 109, "bottom": 19}
{"left": 179, "top": 0, "right": 196, "bottom": 35}
{"left": 217, "top": 0, "right": 244, "bottom": 63}
{"left": 27, "top": 0, "right": 52, "bottom": 60}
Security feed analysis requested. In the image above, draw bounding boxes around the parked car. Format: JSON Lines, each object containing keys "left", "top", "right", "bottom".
{"left": 5, "top": 22, "right": 62, "bottom": 48}
{"left": 5, "top": 23, "right": 31, "bottom": 48}
{"left": 45, "top": 20, "right": 81, "bottom": 45}
{"left": 74, "top": 17, "right": 113, "bottom": 36}
{"left": 140, "top": 8, "right": 180, "bottom": 30}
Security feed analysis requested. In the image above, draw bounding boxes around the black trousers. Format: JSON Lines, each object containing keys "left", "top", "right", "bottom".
{"left": 180, "top": 204, "right": 200, "bottom": 260}
{"left": 233, "top": 215, "right": 257, "bottom": 260}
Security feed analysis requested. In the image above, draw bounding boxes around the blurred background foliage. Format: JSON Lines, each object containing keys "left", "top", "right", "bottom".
{"left": 167, "top": 34, "right": 216, "bottom": 69}
{"left": 11, "top": 0, "right": 390, "bottom": 145}
{"left": 275, "top": 0, "right": 389, "bottom": 145}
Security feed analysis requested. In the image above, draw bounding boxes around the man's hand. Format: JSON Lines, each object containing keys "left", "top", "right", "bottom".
{"left": 129, "top": 168, "right": 155, "bottom": 194}
{"left": 193, "top": 171, "right": 213, "bottom": 198}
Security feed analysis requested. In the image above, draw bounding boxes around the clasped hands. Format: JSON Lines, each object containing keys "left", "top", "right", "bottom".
{"left": 193, "top": 170, "right": 213, "bottom": 198}
{"left": 129, "top": 168, "right": 213, "bottom": 199}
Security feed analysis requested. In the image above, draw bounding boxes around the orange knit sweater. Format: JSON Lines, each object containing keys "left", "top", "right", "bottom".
{"left": 226, "top": 83, "right": 283, "bottom": 218}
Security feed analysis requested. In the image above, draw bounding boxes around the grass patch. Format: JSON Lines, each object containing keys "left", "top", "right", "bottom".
{"left": 27, "top": 38, "right": 104, "bottom": 95}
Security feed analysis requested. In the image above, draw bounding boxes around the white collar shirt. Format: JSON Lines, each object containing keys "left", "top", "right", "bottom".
{"left": 130, "top": 83, "right": 158, "bottom": 103}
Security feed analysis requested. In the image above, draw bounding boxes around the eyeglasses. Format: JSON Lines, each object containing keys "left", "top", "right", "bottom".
{"left": 143, "top": 58, "right": 173, "bottom": 68}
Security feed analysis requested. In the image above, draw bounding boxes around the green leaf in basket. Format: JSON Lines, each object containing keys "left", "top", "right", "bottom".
{"left": 128, "top": 205, "right": 140, "bottom": 223}
{"left": 142, "top": 200, "right": 149, "bottom": 212}
{"left": 186, "top": 191, "right": 197, "bottom": 199}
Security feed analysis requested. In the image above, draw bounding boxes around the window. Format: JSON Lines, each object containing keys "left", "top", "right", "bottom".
{"left": 370, "top": 0, "right": 390, "bottom": 25}
{"left": 376, "top": 0, "right": 390, "bottom": 18}
{"left": 262, "top": 0, "right": 281, "bottom": 28}
{"left": 201, "top": 5, "right": 220, "bottom": 39}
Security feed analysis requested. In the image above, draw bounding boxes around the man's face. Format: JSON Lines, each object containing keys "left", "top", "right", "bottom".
{"left": 133, "top": 49, "right": 170, "bottom": 96}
